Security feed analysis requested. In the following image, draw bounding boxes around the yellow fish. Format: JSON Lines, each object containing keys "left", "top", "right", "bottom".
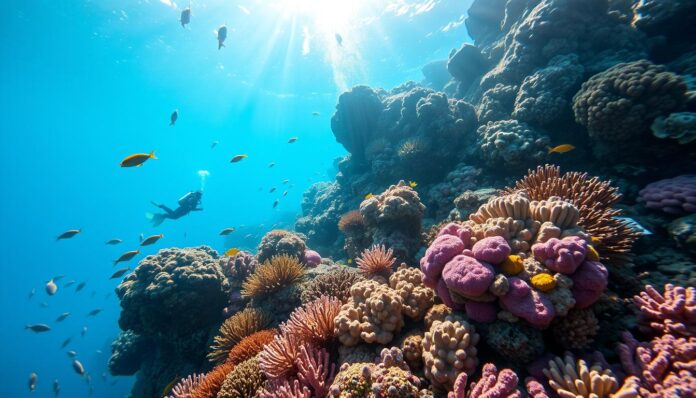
{"left": 409, "top": 181, "right": 417, "bottom": 188}
{"left": 591, "top": 236, "right": 602, "bottom": 243}
{"left": 230, "top": 154, "right": 248, "bottom": 163}
{"left": 120, "top": 151, "right": 157, "bottom": 167}
{"left": 224, "top": 248, "right": 240, "bottom": 257}
{"left": 548, "top": 144, "right": 576, "bottom": 154}
{"left": 347, "top": 258, "right": 352, "bottom": 264}
{"left": 364, "top": 193, "right": 374, "bottom": 200}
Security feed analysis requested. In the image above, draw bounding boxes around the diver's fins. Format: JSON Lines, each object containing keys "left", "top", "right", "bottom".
{"left": 146, "top": 212, "right": 166, "bottom": 227}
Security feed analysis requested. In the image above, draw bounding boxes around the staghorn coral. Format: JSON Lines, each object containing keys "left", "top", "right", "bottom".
{"left": 240, "top": 254, "right": 305, "bottom": 299}
{"left": 633, "top": 284, "right": 696, "bottom": 337}
{"left": 216, "top": 357, "right": 265, "bottom": 398}
{"left": 389, "top": 264, "right": 435, "bottom": 320}
{"left": 300, "top": 267, "right": 365, "bottom": 304}
{"left": 422, "top": 314, "right": 480, "bottom": 391}
{"left": 334, "top": 279, "right": 404, "bottom": 346}
{"left": 208, "top": 308, "right": 271, "bottom": 364}
{"left": 638, "top": 175, "right": 696, "bottom": 215}
{"left": 258, "top": 331, "right": 304, "bottom": 380}
{"left": 551, "top": 308, "right": 598, "bottom": 350}
{"left": 282, "top": 295, "right": 342, "bottom": 347}
{"left": 256, "top": 230, "right": 307, "bottom": 264}
{"left": 477, "top": 119, "right": 550, "bottom": 168}
{"left": 225, "top": 330, "right": 276, "bottom": 366}
{"left": 542, "top": 352, "right": 638, "bottom": 398}
{"left": 356, "top": 244, "right": 397, "bottom": 279}
{"left": 190, "top": 362, "right": 235, "bottom": 398}
{"left": 167, "top": 374, "right": 204, "bottom": 398}
{"left": 572, "top": 60, "right": 689, "bottom": 142}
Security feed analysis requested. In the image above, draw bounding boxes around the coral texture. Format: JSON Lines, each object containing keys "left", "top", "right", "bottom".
{"left": 638, "top": 175, "right": 696, "bottom": 215}
{"left": 240, "top": 254, "right": 305, "bottom": 299}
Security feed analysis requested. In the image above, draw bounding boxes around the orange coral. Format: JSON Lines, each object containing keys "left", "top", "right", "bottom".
{"left": 208, "top": 308, "right": 271, "bottom": 364}
{"left": 356, "top": 245, "right": 396, "bottom": 278}
{"left": 225, "top": 329, "right": 276, "bottom": 366}
{"left": 241, "top": 254, "right": 305, "bottom": 299}
{"left": 189, "top": 362, "right": 235, "bottom": 398}
{"left": 338, "top": 210, "right": 365, "bottom": 234}
{"left": 282, "top": 295, "right": 342, "bottom": 347}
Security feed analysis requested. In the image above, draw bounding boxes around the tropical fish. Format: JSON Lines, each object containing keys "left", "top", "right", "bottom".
{"left": 72, "top": 359, "right": 85, "bottom": 376}
{"left": 230, "top": 154, "right": 248, "bottom": 163}
{"left": 56, "top": 312, "right": 70, "bottom": 322}
{"left": 170, "top": 110, "right": 178, "bottom": 126}
{"left": 288, "top": 137, "right": 298, "bottom": 143}
{"left": 61, "top": 337, "right": 72, "bottom": 349}
{"left": 616, "top": 216, "right": 653, "bottom": 235}
{"left": 53, "top": 379, "right": 60, "bottom": 397}
{"left": 590, "top": 236, "right": 602, "bottom": 244}
{"left": 268, "top": 162, "right": 275, "bottom": 168}
{"left": 364, "top": 193, "right": 374, "bottom": 200}
{"left": 273, "top": 199, "right": 279, "bottom": 208}
{"left": 110, "top": 268, "right": 130, "bottom": 279}
{"left": 120, "top": 151, "right": 157, "bottom": 168}
{"left": 283, "top": 190, "right": 288, "bottom": 196}
{"left": 28, "top": 288, "right": 35, "bottom": 300}
{"left": 269, "top": 187, "right": 276, "bottom": 193}
{"left": 29, "top": 372, "right": 37, "bottom": 392}
{"left": 547, "top": 144, "right": 576, "bottom": 154}
{"left": 105, "top": 239, "right": 122, "bottom": 245}
{"left": 76, "top": 282, "right": 86, "bottom": 292}
{"left": 180, "top": 7, "right": 191, "bottom": 27}
{"left": 64, "top": 280, "right": 76, "bottom": 288}
{"left": 57, "top": 229, "right": 81, "bottom": 240}
{"left": 67, "top": 350, "right": 77, "bottom": 357}
{"left": 219, "top": 227, "right": 235, "bottom": 235}
{"left": 311, "top": 111, "right": 320, "bottom": 116}
{"left": 26, "top": 324, "right": 51, "bottom": 333}
{"left": 347, "top": 258, "right": 352, "bottom": 264}
{"left": 335, "top": 33, "right": 343, "bottom": 46}
{"left": 224, "top": 248, "right": 240, "bottom": 257}
{"left": 409, "top": 181, "right": 417, "bottom": 188}
{"left": 113, "top": 250, "right": 140, "bottom": 265}
{"left": 87, "top": 309, "right": 102, "bottom": 316}
{"left": 217, "top": 25, "right": 227, "bottom": 49}
{"left": 81, "top": 326, "right": 88, "bottom": 337}
{"left": 46, "top": 279, "right": 58, "bottom": 296}
{"left": 140, "top": 234, "right": 164, "bottom": 246}
{"left": 211, "top": 140, "right": 219, "bottom": 149}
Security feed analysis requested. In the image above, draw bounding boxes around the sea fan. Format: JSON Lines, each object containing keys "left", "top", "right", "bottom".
{"left": 208, "top": 308, "right": 271, "bottom": 364}
{"left": 241, "top": 254, "right": 305, "bottom": 299}
{"left": 356, "top": 245, "right": 396, "bottom": 278}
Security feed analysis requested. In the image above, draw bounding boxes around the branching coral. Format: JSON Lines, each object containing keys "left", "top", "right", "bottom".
{"left": 208, "top": 308, "right": 271, "bottom": 364}
{"left": 542, "top": 352, "right": 638, "bottom": 398}
{"left": 633, "top": 284, "right": 696, "bottom": 337}
{"left": 225, "top": 330, "right": 276, "bottom": 366}
{"left": 189, "top": 362, "right": 234, "bottom": 398}
{"left": 449, "top": 363, "right": 522, "bottom": 398}
{"left": 296, "top": 345, "right": 336, "bottom": 397}
{"left": 282, "top": 295, "right": 342, "bottom": 347}
{"left": 216, "top": 357, "right": 265, "bottom": 398}
{"left": 356, "top": 245, "right": 397, "bottom": 279}
{"left": 241, "top": 254, "right": 305, "bottom": 299}
{"left": 300, "top": 267, "right": 365, "bottom": 304}
{"left": 166, "top": 374, "right": 204, "bottom": 398}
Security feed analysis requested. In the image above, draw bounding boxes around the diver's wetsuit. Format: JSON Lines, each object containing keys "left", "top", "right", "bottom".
{"left": 149, "top": 192, "right": 202, "bottom": 226}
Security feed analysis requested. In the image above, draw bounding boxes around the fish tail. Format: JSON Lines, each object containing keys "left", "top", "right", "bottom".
{"left": 149, "top": 150, "right": 157, "bottom": 159}
{"left": 547, "top": 146, "right": 554, "bottom": 154}
{"left": 218, "top": 42, "right": 224, "bottom": 50}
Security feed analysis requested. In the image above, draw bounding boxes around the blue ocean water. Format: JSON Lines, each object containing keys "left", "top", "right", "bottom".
{"left": 0, "top": 1, "right": 472, "bottom": 396}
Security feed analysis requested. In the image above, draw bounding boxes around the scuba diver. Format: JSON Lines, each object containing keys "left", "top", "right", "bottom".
{"left": 147, "top": 191, "right": 203, "bottom": 226}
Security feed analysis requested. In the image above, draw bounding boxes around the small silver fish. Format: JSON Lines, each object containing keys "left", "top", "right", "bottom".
{"left": 287, "top": 137, "right": 298, "bottom": 143}
{"left": 273, "top": 199, "right": 279, "bottom": 208}
{"left": 283, "top": 190, "right": 288, "bottom": 197}
{"left": 269, "top": 187, "right": 276, "bottom": 193}
{"left": 26, "top": 324, "right": 51, "bottom": 333}
{"left": 56, "top": 312, "right": 70, "bottom": 322}
{"left": 268, "top": 162, "right": 275, "bottom": 168}
{"left": 113, "top": 250, "right": 140, "bottom": 265}
{"left": 67, "top": 350, "right": 77, "bottom": 357}
{"left": 61, "top": 337, "right": 72, "bottom": 348}
{"left": 46, "top": 279, "right": 58, "bottom": 296}
{"left": 105, "top": 239, "right": 122, "bottom": 245}
{"left": 57, "top": 229, "right": 81, "bottom": 240}
{"left": 180, "top": 7, "right": 191, "bottom": 27}
{"left": 72, "top": 359, "right": 85, "bottom": 376}
{"left": 311, "top": 111, "right": 320, "bottom": 116}
{"left": 217, "top": 25, "right": 227, "bottom": 49}
{"left": 140, "top": 234, "right": 163, "bottom": 246}
{"left": 29, "top": 372, "right": 37, "bottom": 392}
{"left": 40, "top": 302, "right": 49, "bottom": 308}
{"left": 616, "top": 216, "right": 653, "bottom": 235}
{"left": 211, "top": 140, "right": 219, "bottom": 149}
{"left": 28, "top": 288, "right": 35, "bottom": 300}
{"left": 219, "top": 228, "right": 236, "bottom": 236}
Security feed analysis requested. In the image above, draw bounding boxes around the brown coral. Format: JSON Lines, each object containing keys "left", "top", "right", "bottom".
{"left": 241, "top": 254, "right": 305, "bottom": 299}
{"left": 282, "top": 295, "right": 342, "bottom": 347}
{"left": 189, "top": 362, "right": 235, "bottom": 398}
{"left": 389, "top": 264, "right": 435, "bottom": 320}
{"left": 502, "top": 164, "right": 639, "bottom": 265}
{"left": 225, "top": 330, "right": 276, "bottom": 366}
{"left": 338, "top": 210, "right": 366, "bottom": 234}
{"left": 551, "top": 308, "right": 598, "bottom": 350}
{"left": 300, "top": 267, "right": 365, "bottom": 304}
{"left": 216, "top": 357, "right": 265, "bottom": 398}
{"left": 208, "top": 308, "right": 271, "bottom": 364}
{"left": 356, "top": 245, "right": 396, "bottom": 278}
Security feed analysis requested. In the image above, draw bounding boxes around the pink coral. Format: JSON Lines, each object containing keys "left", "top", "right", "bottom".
{"left": 303, "top": 249, "right": 322, "bottom": 267}
{"left": 420, "top": 234, "right": 465, "bottom": 288}
{"left": 500, "top": 277, "right": 555, "bottom": 328}
{"left": 531, "top": 236, "right": 587, "bottom": 274}
{"left": 638, "top": 175, "right": 696, "bottom": 214}
{"left": 634, "top": 284, "right": 696, "bottom": 337}
{"left": 570, "top": 261, "right": 608, "bottom": 309}
{"left": 437, "top": 278, "right": 464, "bottom": 310}
{"left": 472, "top": 236, "right": 511, "bottom": 264}
{"left": 448, "top": 364, "right": 522, "bottom": 398}
{"left": 437, "top": 222, "right": 473, "bottom": 244}
{"left": 442, "top": 255, "right": 496, "bottom": 297}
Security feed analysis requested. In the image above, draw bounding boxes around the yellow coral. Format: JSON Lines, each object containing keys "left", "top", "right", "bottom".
{"left": 531, "top": 273, "right": 556, "bottom": 292}
{"left": 500, "top": 255, "right": 524, "bottom": 275}
{"left": 586, "top": 245, "right": 600, "bottom": 261}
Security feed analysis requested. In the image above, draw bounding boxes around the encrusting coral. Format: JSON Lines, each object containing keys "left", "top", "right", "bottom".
{"left": 240, "top": 254, "right": 305, "bottom": 299}
{"left": 207, "top": 308, "right": 271, "bottom": 364}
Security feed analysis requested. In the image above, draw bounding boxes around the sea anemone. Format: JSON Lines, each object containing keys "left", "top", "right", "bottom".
{"left": 225, "top": 329, "right": 276, "bottom": 366}
{"left": 338, "top": 210, "right": 366, "bottom": 235}
{"left": 355, "top": 245, "right": 396, "bottom": 278}
{"left": 258, "top": 332, "right": 304, "bottom": 380}
{"left": 241, "top": 254, "right": 305, "bottom": 299}
{"left": 502, "top": 164, "right": 639, "bottom": 265}
{"left": 282, "top": 295, "right": 342, "bottom": 347}
{"left": 208, "top": 308, "right": 271, "bottom": 364}
{"left": 189, "top": 362, "right": 235, "bottom": 398}
{"left": 300, "top": 267, "right": 365, "bottom": 304}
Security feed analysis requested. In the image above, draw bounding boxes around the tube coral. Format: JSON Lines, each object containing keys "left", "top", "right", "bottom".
{"left": 542, "top": 352, "right": 637, "bottom": 398}
{"left": 208, "top": 308, "right": 271, "bottom": 364}
{"left": 355, "top": 244, "right": 397, "bottom": 278}
{"left": 241, "top": 254, "right": 305, "bottom": 299}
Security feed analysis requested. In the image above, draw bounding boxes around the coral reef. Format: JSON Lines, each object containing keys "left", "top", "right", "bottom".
{"left": 240, "top": 254, "right": 304, "bottom": 299}
{"left": 108, "top": 330, "right": 151, "bottom": 376}
{"left": 300, "top": 266, "right": 365, "bottom": 304}
{"left": 477, "top": 119, "right": 550, "bottom": 167}
{"left": 634, "top": 284, "right": 696, "bottom": 337}
{"left": 224, "top": 330, "right": 275, "bottom": 366}
{"left": 207, "top": 308, "right": 271, "bottom": 364}
{"left": 256, "top": 229, "right": 307, "bottom": 263}
{"left": 542, "top": 352, "right": 638, "bottom": 398}
{"left": 638, "top": 175, "right": 696, "bottom": 215}
{"left": 356, "top": 244, "right": 396, "bottom": 279}
{"left": 216, "top": 357, "right": 265, "bottom": 398}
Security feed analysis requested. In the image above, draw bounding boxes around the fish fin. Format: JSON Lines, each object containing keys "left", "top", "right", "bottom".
{"left": 149, "top": 150, "right": 157, "bottom": 159}
{"left": 547, "top": 147, "right": 554, "bottom": 154}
